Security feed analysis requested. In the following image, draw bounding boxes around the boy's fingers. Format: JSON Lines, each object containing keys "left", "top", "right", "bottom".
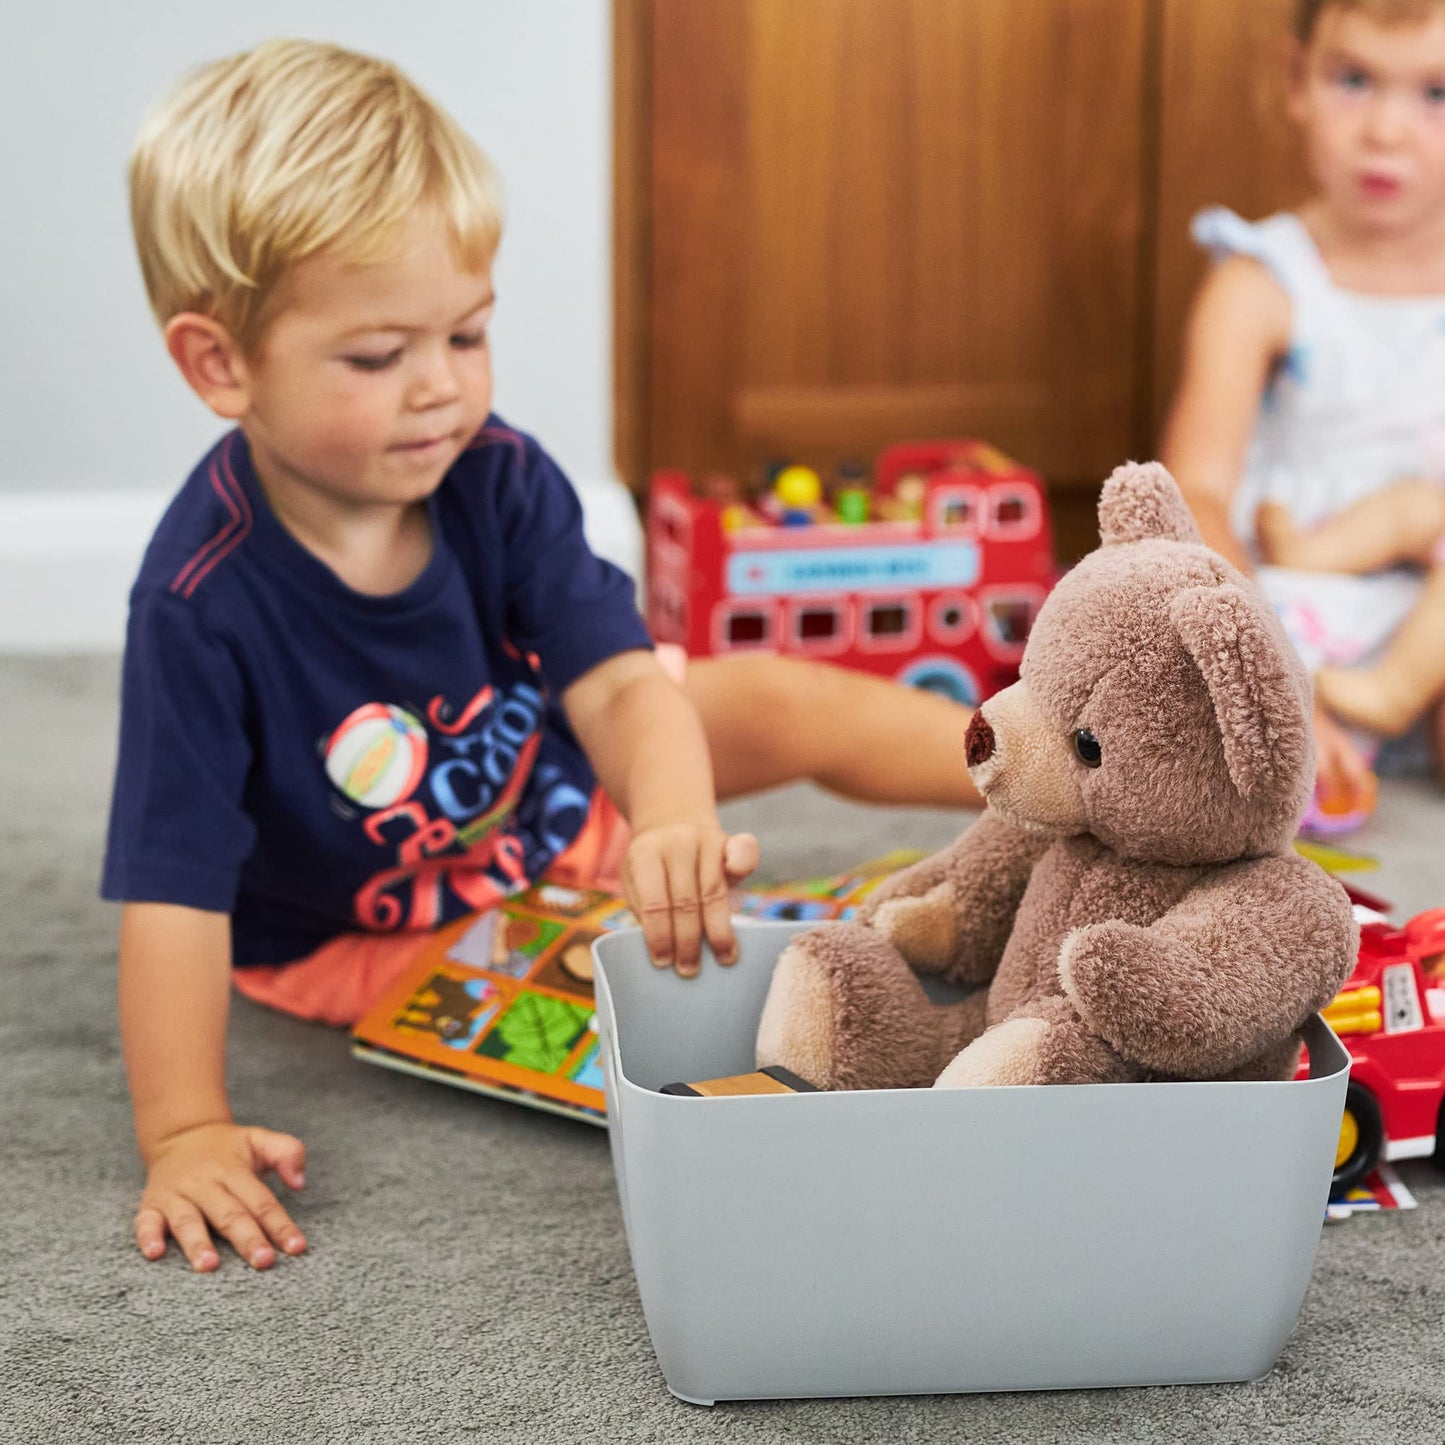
{"left": 230, "top": 1172, "right": 308, "bottom": 1257}
{"left": 164, "top": 1203, "right": 221, "bottom": 1273}
{"left": 249, "top": 1127, "right": 307, "bottom": 1192}
{"left": 196, "top": 1184, "right": 276, "bottom": 1270}
{"left": 698, "top": 845, "right": 738, "bottom": 966}
{"left": 626, "top": 851, "right": 676, "bottom": 968}
{"left": 134, "top": 1206, "right": 168, "bottom": 1262}
{"left": 723, "top": 832, "right": 759, "bottom": 884}
{"left": 664, "top": 849, "right": 703, "bottom": 978}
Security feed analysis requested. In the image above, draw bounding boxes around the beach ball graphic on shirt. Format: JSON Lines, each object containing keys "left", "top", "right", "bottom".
{"left": 324, "top": 703, "right": 429, "bottom": 809}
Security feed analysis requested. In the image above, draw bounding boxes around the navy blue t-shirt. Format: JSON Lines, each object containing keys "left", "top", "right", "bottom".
{"left": 102, "top": 419, "right": 652, "bottom": 967}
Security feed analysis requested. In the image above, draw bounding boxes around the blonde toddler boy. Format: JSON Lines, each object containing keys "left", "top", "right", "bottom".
{"left": 110, "top": 39, "right": 981, "bottom": 1274}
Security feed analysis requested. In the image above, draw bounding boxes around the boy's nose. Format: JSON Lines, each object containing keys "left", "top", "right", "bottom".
{"left": 408, "top": 360, "right": 463, "bottom": 409}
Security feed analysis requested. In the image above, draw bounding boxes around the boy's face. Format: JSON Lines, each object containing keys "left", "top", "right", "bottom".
{"left": 1292, "top": 7, "right": 1445, "bottom": 235}
{"left": 239, "top": 211, "right": 495, "bottom": 515}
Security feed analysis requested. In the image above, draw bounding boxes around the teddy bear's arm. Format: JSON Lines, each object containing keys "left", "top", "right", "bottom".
{"left": 1056, "top": 853, "right": 1358, "bottom": 1077}
{"left": 858, "top": 812, "right": 1051, "bottom": 982}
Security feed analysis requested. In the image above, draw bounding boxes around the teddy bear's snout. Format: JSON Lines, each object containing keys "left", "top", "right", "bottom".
{"left": 965, "top": 711, "right": 995, "bottom": 767}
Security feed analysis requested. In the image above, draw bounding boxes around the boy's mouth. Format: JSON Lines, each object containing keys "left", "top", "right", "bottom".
{"left": 390, "top": 433, "right": 455, "bottom": 454}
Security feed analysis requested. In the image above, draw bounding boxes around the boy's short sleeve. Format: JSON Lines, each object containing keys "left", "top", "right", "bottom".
{"left": 101, "top": 592, "right": 256, "bottom": 913}
{"left": 497, "top": 438, "right": 653, "bottom": 692}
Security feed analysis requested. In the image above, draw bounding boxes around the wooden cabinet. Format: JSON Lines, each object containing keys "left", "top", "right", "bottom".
{"left": 617, "top": 0, "right": 1303, "bottom": 557}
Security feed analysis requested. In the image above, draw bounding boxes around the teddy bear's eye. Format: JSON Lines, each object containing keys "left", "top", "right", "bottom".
{"left": 1073, "top": 729, "right": 1102, "bottom": 768}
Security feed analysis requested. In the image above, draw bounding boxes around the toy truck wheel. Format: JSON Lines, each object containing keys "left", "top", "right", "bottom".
{"left": 1333, "top": 1082, "right": 1384, "bottom": 1196}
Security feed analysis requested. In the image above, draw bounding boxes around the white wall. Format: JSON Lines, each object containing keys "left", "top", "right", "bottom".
{"left": 0, "top": 1, "right": 639, "bottom": 649}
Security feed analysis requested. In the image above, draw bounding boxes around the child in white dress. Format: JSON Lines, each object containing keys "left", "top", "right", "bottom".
{"left": 1162, "top": 0, "right": 1445, "bottom": 811}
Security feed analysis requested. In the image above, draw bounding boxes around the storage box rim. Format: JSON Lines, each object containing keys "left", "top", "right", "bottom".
{"left": 593, "top": 922, "right": 1350, "bottom": 1099}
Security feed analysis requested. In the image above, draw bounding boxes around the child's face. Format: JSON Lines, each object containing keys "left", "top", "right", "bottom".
{"left": 240, "top": 211, "right": 495, "bottom": 515}
{"left": 1292, "top": 7, "right": 1445, "bottom": 235}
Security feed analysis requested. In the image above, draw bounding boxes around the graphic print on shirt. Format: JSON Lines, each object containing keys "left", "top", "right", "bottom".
{"left": 321, "top": 681, "right": 591, "bottom": 932}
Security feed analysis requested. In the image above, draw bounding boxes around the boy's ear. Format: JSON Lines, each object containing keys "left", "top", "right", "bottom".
{"left": 163, "top": 313, "right": 252, "bottom": 421}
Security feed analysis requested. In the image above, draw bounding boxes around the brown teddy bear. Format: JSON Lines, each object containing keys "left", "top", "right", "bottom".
{"left": 756, "top": 462, "right": 1358, "bottom": 1091}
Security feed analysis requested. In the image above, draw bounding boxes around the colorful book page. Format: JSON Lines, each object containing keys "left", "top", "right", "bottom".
{"left": 351, "top": 854, "right": 927, "bottom": 1119}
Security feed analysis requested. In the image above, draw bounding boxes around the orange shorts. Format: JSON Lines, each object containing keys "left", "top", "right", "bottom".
{"left": 232, "top": 644, "right": 685, "bottom": 1028}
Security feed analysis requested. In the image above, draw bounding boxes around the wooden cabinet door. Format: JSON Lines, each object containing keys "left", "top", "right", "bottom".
{"left": 619, "top": 0, "right": 1151, "bottom": 544}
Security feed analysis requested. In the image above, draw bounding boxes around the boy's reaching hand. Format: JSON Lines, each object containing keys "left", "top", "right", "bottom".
{"left": 623, "top": 823, "right": 759, "bottom": 976}
{"left": 135, "top": 1122, "right": 308, "bottom": 1272}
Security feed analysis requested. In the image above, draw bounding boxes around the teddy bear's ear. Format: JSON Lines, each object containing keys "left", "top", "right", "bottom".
{"left": 1098, "top": 462, "right": 1203, "bottom": 547}
{"left": 1170, "top": 584, "right": 1310, "bottom": 801}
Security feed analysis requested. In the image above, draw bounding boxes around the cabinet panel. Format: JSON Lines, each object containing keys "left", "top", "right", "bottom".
{"left": 643, "top": 0, "right": 1150, "bottom": 495}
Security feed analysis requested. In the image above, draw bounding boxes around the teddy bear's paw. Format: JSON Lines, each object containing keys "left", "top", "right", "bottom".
{"left": 932, "top": 1016, "right": 1050, "bottom": 1089}
{"left": 868, "top": 882, "right": 958, "bottom": 972}
{"left": 756, "top": 937, "right": 839, "bottom": 1087}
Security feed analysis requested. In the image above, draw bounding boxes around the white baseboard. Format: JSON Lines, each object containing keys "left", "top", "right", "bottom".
{"left": 0, "top": 479, "right": 644, "bottom": 653}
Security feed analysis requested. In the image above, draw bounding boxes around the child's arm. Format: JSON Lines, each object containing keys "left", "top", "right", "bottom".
{"left": 563, "top": 649, "right": 758, "bottom": 976}
{"left": 120, "top": 902, "right": 308, "bottom": 1272}
{"left": 1160, "top": 257, "right": 1372, "bottom": 798}
{"left": 1159, "top": 254, "right": 1291, "bottom": 574}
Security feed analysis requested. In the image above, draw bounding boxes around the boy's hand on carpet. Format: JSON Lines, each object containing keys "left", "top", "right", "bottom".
{"left": 623, "top": 822, "right": 759, "bottom": 977}
{"left": 134, "top": 1122, "right": 308, "bottom": 1273}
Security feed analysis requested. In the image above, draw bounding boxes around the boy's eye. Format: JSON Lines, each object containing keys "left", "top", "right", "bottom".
{"left": 1426, "top": 82, "right": 1445, "bottom": 106}
{"left": 1334, "top": 65, "right": 1371, "bottom": 93}
{"left": 345, "top": 349, "right": 402, "bottom": 372}
{"left": 451, "top": 330, "right": 488, "bottom": 350}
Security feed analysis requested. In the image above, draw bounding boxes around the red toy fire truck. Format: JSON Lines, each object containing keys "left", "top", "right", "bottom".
{"left": 646, "top": 441, "right": 1055, "bottom": 707}
{"left": 1306, "top": 900, "right": 1445, "bottom": 1194}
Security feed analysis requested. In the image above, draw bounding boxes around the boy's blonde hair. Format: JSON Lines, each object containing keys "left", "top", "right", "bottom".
{"left": 130, "top": 39, "right": 503, "bottom": 351}
{"left": 1296, "top": 0, "right": 1445, "bottom": 41}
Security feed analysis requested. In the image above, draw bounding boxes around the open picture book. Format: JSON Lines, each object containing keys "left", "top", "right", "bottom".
{"left": 350, "top": 851, "right": 925, "bottom": 1124}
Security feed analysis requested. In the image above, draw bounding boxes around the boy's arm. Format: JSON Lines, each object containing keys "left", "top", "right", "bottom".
{"left": 562, "top": 649, "right": 757, "bottom": 976}
{"left": 1159, "top": 254, "right": 1290, "bottom": 574}
{"left": 120, "top": 902, "right": 307, "bottom": 1271}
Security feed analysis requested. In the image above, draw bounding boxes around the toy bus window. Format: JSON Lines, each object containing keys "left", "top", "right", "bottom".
{"left": 652, "top": 494, "right": 693, "bottom": 558}
{"left": 798, "top": 607, "right": 840, "bottom": 642}
{"left": 931, "top": 485, "right": 980, "bottom": 535}
{"left": 866, "top": 602, "right": 911, "bottom": 638}
{"left": 988, "top": 486, "right": 1038, "bottom": 539}
{"left": 986, "top": 596, "right": 1035, "bottom": 648}
{"left": 929, "top": 594, "right": 974, "bottom": 642}
{"left": 727, "top": 612, "right": 769, "bottom": 645}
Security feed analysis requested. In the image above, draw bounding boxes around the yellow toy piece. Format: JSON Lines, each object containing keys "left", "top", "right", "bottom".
{"left": 774, "top": 465, "right": 822, "bottom": 510}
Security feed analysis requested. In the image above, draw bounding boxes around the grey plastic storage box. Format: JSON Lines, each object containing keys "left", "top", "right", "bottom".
{"left": 593, "top": 920, "right": 1350, "bottom": 1405}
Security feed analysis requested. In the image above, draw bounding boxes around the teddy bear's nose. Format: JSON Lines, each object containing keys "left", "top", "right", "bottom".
{"left": 965, "top": 712, "right": 995, "bottom": 767}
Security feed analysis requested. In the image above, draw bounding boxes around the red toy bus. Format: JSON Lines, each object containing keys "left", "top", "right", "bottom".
{"left": 646, "top": 441, "right": 1055, "bottom": 707}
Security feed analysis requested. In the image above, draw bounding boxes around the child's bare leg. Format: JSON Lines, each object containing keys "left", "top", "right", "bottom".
{"left": 1317, "top": 564, "right": 1445, "bottom": 737}
{"left": 1256, "top": 480, "right": 1445, "bottom": 572}
{"left": 684, "top": 655, "right": 983, "bottom": 809}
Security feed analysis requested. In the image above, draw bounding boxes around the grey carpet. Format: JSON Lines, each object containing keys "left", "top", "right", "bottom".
{"left": 3, "top": 654, "right": 1444, "bottom": 1444}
